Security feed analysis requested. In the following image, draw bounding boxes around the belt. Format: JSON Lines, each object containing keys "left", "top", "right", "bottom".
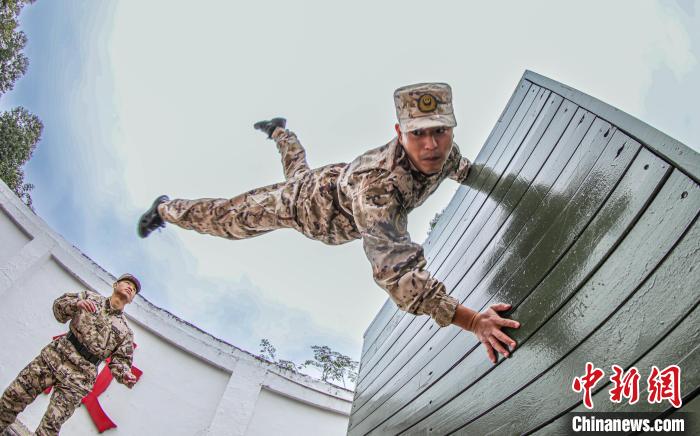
{"left": 66, "top": 331, "right": 102, "bottom": 366}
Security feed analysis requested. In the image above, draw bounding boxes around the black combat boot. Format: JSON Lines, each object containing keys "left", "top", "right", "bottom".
{"left": 138, "top": 195, "right": 169, "bottom": 238}
{"left": 253, "top": 117, "right": 286, "bottom": 138}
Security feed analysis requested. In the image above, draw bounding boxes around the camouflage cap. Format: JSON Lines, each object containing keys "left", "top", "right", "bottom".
{"left": 116, "top": 273, "right": 141, "bottom": 293}
{"left": 394, "top": 82, "right": 457, "bottom": 132}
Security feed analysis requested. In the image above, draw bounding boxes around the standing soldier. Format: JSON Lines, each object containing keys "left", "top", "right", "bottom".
{"left": 138, "top": 83, "right": 520, "bottom": 363}
{"left": 0, "top": 274, "right": 139, "bottom": 436}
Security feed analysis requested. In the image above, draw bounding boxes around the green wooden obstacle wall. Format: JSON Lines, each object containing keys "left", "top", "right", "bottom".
{"left": 348, "top": 71, "right": 700, "bottom": 435}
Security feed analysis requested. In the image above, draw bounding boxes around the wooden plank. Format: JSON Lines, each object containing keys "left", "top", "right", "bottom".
{"left": 364, "top": 144, "right": 667, "bottom": 435}
{"left": 353, "top": 90, "right": 560, "bottom": 396}
{"left": 427, "top": 88, "right": 552, "bottom": 271}
{"left": 358, "top": 83, "right": 540, "bottom": 369}
{"left": 436, "top": 104, "right": 590, "bottom": 283}
{"left": 457, "top": 218, "right": 700, "bottom": 436}
{"left": 349, "top": 95, "right": 570, "bottom": 419}
{"left": 403, "top": 171, "right": 700, "bottom": 435}
{"left": 533, "top": 305, "right": 700, "bottom": 435}
{"left": 425, "top": 82, "right": 543, "bottom": 260}
{"left": 356, "top": 86, "right": 549, "bottom": 381}
{"left": 351, "top": 136, "right": 659, "bottom": 434}
{"left": 353, "top": 114, "right": 613, "bottom": 416}
{"left": 358, "top": 299, "right": 395, "bottom": 372}
{"left": 424, "top": 79, "right": 533, "bottom": 252}
{"left": 442, "top": 117, "right": 616, "bottom": 294}
{"left": 524, "top": 70, "right": 700, "bottom": 183}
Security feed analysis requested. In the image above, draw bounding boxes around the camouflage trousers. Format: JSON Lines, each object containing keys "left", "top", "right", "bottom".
{"left": 159, "top": 129, "right": 359, "bottom": 245}
{"left": 0, "top": 345, "right": 93, "bottom": 436}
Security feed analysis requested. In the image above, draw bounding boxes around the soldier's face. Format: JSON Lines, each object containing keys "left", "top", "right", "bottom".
{"left": 114, "top": 280, "right": 137, "bottom": 303}
{"left": 396, "top": 124, "right": 454, "bottom": 175}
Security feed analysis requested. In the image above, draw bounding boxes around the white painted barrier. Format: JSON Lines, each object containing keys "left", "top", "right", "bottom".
{"left": 0, "top": 180, "right": 352, "bottom": 436}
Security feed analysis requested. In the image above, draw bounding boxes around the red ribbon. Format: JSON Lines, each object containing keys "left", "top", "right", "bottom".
{"left": 44, "top": 335, "right": 142, "bottom": 433}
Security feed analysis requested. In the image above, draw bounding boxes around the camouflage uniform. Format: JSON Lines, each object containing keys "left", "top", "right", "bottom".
{"left": 0, "top": 290, "right": 134, "bottom": 436}
{"left": 159, "top": 83, "right": 471, "bottom": 327}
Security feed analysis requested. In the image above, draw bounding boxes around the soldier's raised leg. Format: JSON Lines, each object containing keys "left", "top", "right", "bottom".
{"left": 0, "top": 355, "right": 54, "bottom": 433}
{"left": 271, "top": 128, "right": 310, "bottom": 180}
{"left": 34, "top": 383, "right": 84, "bottom": 436}
{"left": 138, "top": 117, "right": 312, "bottom": 239}
{"left": 143, "top": 180, "right": 301, "bottom": 240}
{"left": 253, "top": 117, "right": 310, "bottom": 179}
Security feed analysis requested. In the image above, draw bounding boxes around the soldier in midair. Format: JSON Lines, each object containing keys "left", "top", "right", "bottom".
{"left": 138, "top": 83, "right": 520, "bottom": 363}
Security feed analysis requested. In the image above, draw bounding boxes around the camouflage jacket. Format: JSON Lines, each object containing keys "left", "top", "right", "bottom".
{"left": 52, "top": 290, "right": 135, "bottom": 385}
{"left": 286, "top": 132, "right": 470, "bottom": 327}
{"left": 340, "top": 137, "right": 470, "bottom": 327}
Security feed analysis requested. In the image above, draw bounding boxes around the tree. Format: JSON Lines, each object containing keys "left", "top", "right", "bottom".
{"left": 276, "top": 359, "right": 299, "bottom": 373}
{"left": 258, "top": 338, "right": 277, "bottom": 362}
{"left": 0, "top": 0, "right": 41, "bottom": 208}
{"left": 257, "top": 339, "right": 358, "bottom": 386}
{"left": 427, "top": 206, "right": 446, "bottom": 237}
{"left": 257, "top": 339, "right": 300, "bottom": 373}
{"left": 302, "top": 345, "right": 358, "bottom": 388}
{"left": 0, "top": 106, "right": 42, "bottom": 207}
{"left": 0, "top": 0, "right": 32, "bottom": 96}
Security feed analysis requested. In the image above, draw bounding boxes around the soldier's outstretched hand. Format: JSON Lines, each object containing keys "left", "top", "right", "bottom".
{"left": 472, "top": 303, "right": 520, "bottom": 364}
{"left": 452, "top": 303, "right": 520, "bottom": 364}
{"left": 76, "top": 299, "right": 98, "bottom": 313}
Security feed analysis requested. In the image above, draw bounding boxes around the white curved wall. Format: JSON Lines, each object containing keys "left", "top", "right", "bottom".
{"left": 0, "top": 180, "right": 352, "bottom": 436}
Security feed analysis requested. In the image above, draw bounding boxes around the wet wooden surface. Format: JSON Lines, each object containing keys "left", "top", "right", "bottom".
{"left": 536, "top": 301, "right": 700, "bottom": 435}
{"left": 358, "top": 81, "right": 537, "bottom": 373}
{"left": 356, "top": 85, "right": 550, "bottom": 392}
{"left": 349, "top": 72, "right": 700, "bottom": 436}
{"left": 355, "top": 90, "right": 564, "bottom": 406}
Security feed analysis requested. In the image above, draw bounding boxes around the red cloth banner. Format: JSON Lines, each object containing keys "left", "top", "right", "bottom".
{"left": 44, "top": 335, "right": 142, "bottom": 433}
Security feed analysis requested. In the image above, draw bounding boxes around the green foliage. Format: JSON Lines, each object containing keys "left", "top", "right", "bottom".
{"left": 0, "top": 0, "right": 33, "bottom": 96}
{"left": 0, "top": 105, "right": 41, "bottom": 207}
{"left": 276, "top": 360, "right": 298, "bottom": 373}
{"left": 257, "top": 339, "right": 300, "bottom": 373}
{"left": 0, "top": 0, "right": 41, "bottom": 208}
{"left": 427, "top": 207, "right": 446, "bottom": 236}
{"left": 258, "top": 339, "right": 359, "bottom": 387}
{"left": 302, "top": 345, "right": 358, "bottom": 388}
{"left": 258, "top": 338, "right": 278, "bottom": 362}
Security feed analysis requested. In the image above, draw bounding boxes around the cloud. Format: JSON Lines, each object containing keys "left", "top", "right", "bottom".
{"left": 643, "top": 1, "right": 700, "bottom": 151}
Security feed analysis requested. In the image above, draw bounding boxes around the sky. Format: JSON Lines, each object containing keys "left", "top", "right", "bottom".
{"left": 2, "top": 0, "right": 698, "bottom": 383}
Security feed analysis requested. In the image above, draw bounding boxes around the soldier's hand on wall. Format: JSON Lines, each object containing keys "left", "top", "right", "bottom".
{"left": 473, "top": 303, "right": 520, "bottom": 363}
{"left": 76, "top": 299, "right": 98, "bottom": 313}
{"left": 123, "top": 371, "right": 138, "bottom": 388}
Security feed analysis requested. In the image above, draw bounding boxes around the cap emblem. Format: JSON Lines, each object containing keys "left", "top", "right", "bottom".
{"left": 418, "top": 94, "right": 438, "bottom": 113}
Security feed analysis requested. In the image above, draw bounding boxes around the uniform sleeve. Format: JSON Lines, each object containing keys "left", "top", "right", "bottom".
{"left": 351, "top": 171, "right": 458, "bottom": 327}
{"left": 52, "top": 291, "right": 84, "bottom": 323}
{"left": 447, "top": 144, "right": 472, "bottom": 184}
{"left": 109, "top": 331, "right": 134, "bottom": 385}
